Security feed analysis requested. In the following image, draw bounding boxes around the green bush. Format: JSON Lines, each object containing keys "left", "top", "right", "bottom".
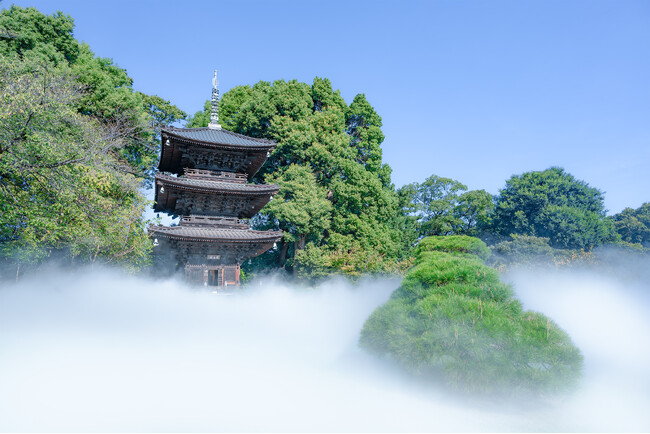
{"left": 360, "top": 235, "right": 583, "bottom": 398}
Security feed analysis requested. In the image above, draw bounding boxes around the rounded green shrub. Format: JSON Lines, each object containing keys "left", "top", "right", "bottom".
{"left": 360, "top": 236, "right": 583, "bottom": 398}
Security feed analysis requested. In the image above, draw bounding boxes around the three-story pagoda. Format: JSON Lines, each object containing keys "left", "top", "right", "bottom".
{"left": 149, "top": 71, "right": 282, "bottom": 288}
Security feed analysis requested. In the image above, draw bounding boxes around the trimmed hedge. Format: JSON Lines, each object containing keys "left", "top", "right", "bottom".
{"left": 360, "top": 235, "right": 583, "bottom": 398}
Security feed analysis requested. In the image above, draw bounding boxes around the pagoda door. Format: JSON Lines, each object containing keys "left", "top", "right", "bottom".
{"left": 207, "top": 268, "right": 222, "bottom": 287}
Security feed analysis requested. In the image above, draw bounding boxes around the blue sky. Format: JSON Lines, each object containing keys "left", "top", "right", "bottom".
{"left": 5, "top": 0, "right": 650, "bottom": 214}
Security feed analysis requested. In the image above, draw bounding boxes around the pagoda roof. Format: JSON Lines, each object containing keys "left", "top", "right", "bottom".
{"left": 162, "top": 126, "right": 275, "bottom": 149}
{"left": 155, "top": 173, "right": 279, "bottom": 195}
{"left": 154, "top": 173, "right": 278, "bottom": 218}
{"left": 149, "top": 224, "right": 282, "bottom": 243}
{"left": 159, "top": 127, "right": 276, "bottom": 177}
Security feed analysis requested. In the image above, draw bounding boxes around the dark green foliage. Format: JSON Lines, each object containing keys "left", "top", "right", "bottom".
{"left": 360, "top": 235, "right": 583, "bottom": 398}
{"left": 193, "top": 77, "right": 408, "bottom": 278}
{"left": 398, "top": 174, "right": 494, "bottom": 238}
{"left": 0, "top": 5, "right": 78, "bottom": 64}
{"left": 612, "top": 203, "right": 650, "bottom": 247}
{"left": 492, "top": 167, "right": 616, "bottom": 249}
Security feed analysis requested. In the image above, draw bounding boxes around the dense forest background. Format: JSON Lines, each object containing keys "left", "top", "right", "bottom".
{"left": 1, "top": 6, "right": 649, "bottom": 280}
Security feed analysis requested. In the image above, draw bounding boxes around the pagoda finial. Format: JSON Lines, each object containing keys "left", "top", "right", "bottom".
{"left": 208, "top": 69, "right": 222, "bottom": 130}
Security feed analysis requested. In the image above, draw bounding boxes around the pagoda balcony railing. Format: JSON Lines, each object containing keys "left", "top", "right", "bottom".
{"left": 183, "top": 168, "right": 247, "bottom": 184}
{"left": 180, "top": 215, "right": 249, "bottom": 229}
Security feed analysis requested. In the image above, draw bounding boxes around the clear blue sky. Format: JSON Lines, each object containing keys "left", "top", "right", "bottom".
{"left": 5, "top": 0, "right": 650, "bottom": 214}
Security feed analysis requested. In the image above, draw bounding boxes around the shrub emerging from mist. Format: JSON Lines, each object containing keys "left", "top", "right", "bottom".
{"left": 360, "top": 235, "right": 583, "bottom": 398}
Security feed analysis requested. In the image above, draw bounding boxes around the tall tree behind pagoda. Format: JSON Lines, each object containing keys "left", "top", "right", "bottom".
{"left": 0, "top": 5, "right": 185, "bottom": 274}
{"left": 188, "top": 78, "right": 410, "bottom": 277}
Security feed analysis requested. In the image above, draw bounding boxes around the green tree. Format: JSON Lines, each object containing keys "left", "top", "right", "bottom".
{"left": 453, "top": 189, "right": 494, "bottom": 235}
{"left": 138, "top": 92, "right": 187, "bottom": 180}
{"left": 259, "top": 164, "right": 332, "bottom": 264}
{"left": 398, "top": 174, "right": 493, "bottom": 238}
{"left": 0, "top": 5, "right": 78, "bottom": 65}
{"left": 186, "top": 100, "right": 210, "bottom": 128}
{"left": 0, "top": 5, "right": 185, "bottom": 182}
{"left": 0, "top": 5, "right": 185, "bottom": 272}
{"left": 192, "top": 77, "right": 406, "bottom": 277}
{"left": 0, "top": 58, "right": 151, "bottom": 272}
{"left": 345, "top": 93, "right": 391, "bottom": 184}
{"left": 492, "top": 167, "right": 616, "bottom": 249}
{"left": 611, "top": 203, "right": 650, "bottom": 247}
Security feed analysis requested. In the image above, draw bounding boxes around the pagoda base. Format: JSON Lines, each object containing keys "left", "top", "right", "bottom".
{"left": 184, "top": 264, "right": 241, "bottom": 288}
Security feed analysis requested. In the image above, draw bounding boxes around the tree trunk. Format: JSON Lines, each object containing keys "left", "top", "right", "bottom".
{"left": 278, "top": 240, "right": 289, "bottom": 266}
{"left": 297, "top": 233, "right": 306, "bottom": 250}
{"left": 293, "top": 234, "right": 307, "bottom": 255}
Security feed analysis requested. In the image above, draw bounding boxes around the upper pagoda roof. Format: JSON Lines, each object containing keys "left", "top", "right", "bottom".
{"left": 162, "top": 126, "right": 275, "bottom": 149}
{"left": 149, "top": 224, "right": 282, "bottom": 243}
{"left": 159, "top": 127, "right": 276, "bottom": 177}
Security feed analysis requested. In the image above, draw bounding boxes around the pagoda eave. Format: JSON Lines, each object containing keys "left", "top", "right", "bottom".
{"left": 149, "top": 225, "right": 282, "bottom": 264}
{"left": 148, "top": 225, "right": 282, "bottom": 243}
{"left": 154, "top": 174, "right": 278, "bottom": 218}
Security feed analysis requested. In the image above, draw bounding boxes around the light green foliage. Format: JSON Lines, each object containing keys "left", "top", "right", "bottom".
{"left": 399, "top": 174, "right": 494, "bottom": 238}
{"left": 612, "top": 203, "right": 650, "bottom": 247}
{"left": 360, "top": 235, "right": 583, "bottom": 398}
{"left": 192, "top": 77, "right": 407, "bottom": 278}
{"left": 0, "top": 6, "right": 183, "bottom": 272}
{"left": 0, "top": 5, "right": 186, "bottom": 181}
{"left": 0, "top": 59, "right": 151, "bottom": 270}
{"left": 417, "top": 235, "right": 491, "bottom": 260}
{"left": 138, "top": 92, "right": 187, "bottom": 180}
{"left": 186, "top": 100, "right": 211, "bottom": 128}
{"left": 492, "top": 167, "right": 616, "bottom": 249}
{"left": 293, "top": 243, "right": 414, "bottom": 279}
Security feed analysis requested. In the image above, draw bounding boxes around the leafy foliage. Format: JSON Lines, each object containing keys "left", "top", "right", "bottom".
{"left": 192, "top": 77, "right": 407, "bottom": 278}
{"left": 0, "top": 58, "right": 151, "bottom": 269}
{"left": 0, "top": 5, "right": 78, "bottom": 65}
{"left": 398, "top": 174, "right": 494, "bottom": 238}
{"left": 0, "top": 5, "right": 186, "bottom": 182}
{"left": 257, "top": 164, "right": 332, "bottom": 264}
{"left": 0, "top": 5, "right": 185, "bottom": 272}
{"left": 360, "top": 235, "right": 583, "bottom": 398}
{"left": 492, "top": 167, "right": 616, "bottom": 249}
{"left": 612, "top": 203, "right": 650, "bottom": 247}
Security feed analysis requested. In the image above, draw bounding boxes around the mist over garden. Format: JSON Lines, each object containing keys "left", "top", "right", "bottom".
{"left": 1, "top": 5, "right": 650, "bottom": 431}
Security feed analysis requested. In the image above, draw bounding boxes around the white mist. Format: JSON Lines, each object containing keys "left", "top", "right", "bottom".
{"left": 0, "top": 267, "right": 648, "bottom": 432}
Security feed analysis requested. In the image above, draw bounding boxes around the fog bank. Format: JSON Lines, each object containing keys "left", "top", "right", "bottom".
{"left": 1, "top": 268, "right": 648, "bottom": 432}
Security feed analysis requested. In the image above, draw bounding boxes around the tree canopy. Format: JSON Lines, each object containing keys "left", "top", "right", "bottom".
{"left": 0, "top": 5, "right": 185, "bottom": 273}
{"left": 398, "top": 174, "right": 494, "bottom": 239}
{"left": 491, "top": 167, "right": 616, "bottom": 249}
{"left": 189, "top": 77, "right": 408, "bottom": 277}
{"left": 611, "top": 203, "right": 650, "bottom": 247}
